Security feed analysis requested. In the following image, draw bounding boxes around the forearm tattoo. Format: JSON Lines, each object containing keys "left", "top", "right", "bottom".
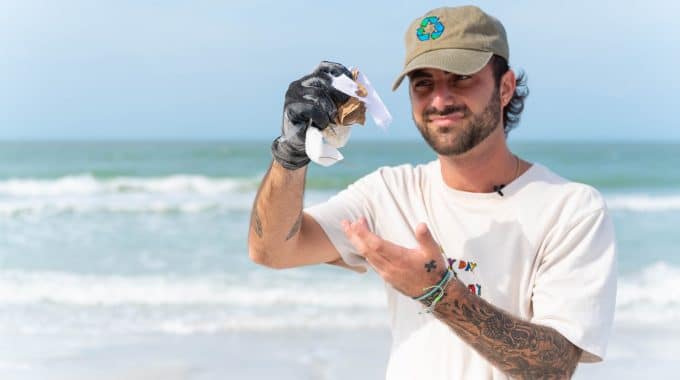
{"left": 251, "top": 209, "right": 264, "bottom": 239}
{"left": 433, "top": 284, "right": 582, "bottom": 379}
{"left": 420, "top": 288, "right": 445, "bottom": 308}
{"left": 285, "top": 212, "right": 303, "bottom": 241}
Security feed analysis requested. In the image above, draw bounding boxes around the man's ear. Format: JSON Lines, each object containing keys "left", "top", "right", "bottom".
{"left": 500, "top": 69, "right": 516, "bottom": 107}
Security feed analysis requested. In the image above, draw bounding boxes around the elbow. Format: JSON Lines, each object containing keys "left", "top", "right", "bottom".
{"left": 248, "top": 244, "right": 272, "bottom": 267}
{"left": 248, "top": 244, "right": 290, "bottom": 270}
{"left": 248, "top": 231, "right": 272, "bottom": 267}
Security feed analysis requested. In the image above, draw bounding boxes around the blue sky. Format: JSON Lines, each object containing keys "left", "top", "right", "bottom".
{"left": 1, "top": 0, "right": 678, "bottom": 141}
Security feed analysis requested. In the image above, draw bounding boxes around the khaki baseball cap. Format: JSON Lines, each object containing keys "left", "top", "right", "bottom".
{"left": 392, "top": 5, "right": 509, "bottom": 91}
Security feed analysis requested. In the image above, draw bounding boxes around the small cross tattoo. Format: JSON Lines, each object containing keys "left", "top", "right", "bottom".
{"left": 425, "top": 260, "right": 437, "bottom": 272}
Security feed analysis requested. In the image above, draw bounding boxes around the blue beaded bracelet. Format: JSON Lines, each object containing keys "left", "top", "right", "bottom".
{"left": 413, "top": 269, "right": 452, "bottom": 301}
{"left": 414, "top": 269, "right": 455, "bottom": 314}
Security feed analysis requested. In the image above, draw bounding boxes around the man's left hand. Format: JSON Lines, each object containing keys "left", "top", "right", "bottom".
{"left": 341, "top": 217, "right": 447, "bottom": 298}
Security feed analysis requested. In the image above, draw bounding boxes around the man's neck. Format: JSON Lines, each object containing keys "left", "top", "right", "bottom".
{"left": 437, "top": 128, "right": 526, "bottom": 193}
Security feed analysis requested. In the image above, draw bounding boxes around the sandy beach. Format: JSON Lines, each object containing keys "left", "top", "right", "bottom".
{"left": 0, "top": 329, "right": 390, "bottom": 380}
{"left": 1, "top": 324, "right": 679, "bottom": 379}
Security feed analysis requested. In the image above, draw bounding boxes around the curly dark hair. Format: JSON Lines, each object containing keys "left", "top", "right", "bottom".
{"left": 489, "top": 55, "right": 529, "bottom": 135}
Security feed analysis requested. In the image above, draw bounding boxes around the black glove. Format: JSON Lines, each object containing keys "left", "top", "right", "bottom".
{"left": 272, "top": 61, "right": 353, "bottom": 170}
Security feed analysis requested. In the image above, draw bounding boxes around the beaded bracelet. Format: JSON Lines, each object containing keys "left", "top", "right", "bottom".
{"left": 412, "top": 268, "right": 456, "bottom": 314}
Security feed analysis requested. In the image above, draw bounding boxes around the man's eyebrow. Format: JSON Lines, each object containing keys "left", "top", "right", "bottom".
{"left": 408, "top": 70, "right": 432, "bottom": 80}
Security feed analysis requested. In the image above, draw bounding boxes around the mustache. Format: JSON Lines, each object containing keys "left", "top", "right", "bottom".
{"left": 422, "top": 104, "right": 469, "bottom": 119}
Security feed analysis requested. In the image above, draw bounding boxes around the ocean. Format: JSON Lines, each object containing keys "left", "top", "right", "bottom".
{"left": 0, "top": 140, "right": 678, "bottom": 379}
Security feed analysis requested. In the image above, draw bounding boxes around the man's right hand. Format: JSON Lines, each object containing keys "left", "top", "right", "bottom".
{"left": 271, "top": 61, "right": 353, "bottom": 170}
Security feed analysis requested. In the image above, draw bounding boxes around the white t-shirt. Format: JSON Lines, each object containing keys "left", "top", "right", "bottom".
{"left": 305, "top": 160, "right": 617, "bottom": 380}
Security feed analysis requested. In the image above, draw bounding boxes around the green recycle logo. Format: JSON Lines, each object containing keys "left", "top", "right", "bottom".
{"left": 416, "top": 16, "right": 444, "bottom": 41}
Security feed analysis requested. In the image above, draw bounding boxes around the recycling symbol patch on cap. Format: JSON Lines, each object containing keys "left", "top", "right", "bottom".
{"left": 416, "top": 16, "right": 445, "bottom": 41}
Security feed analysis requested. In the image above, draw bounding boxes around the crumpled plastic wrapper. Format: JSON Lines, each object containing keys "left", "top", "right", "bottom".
{"left": 334, "top": 69, "right": 367, "bottom": 126}
{"left": 306, "top": 68, "right": 391, "bottom": 166}
{"left": 320, "top": 69, "right": 366, "bottom": 149}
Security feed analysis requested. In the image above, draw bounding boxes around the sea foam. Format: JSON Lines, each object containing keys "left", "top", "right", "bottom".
{"left": 615, "top": 261, "right": 680, "bottom": 326}
{"left": 0, "top": 174, "right": 252, "bottom": 196}
{"left": 0, "top": 174, "right": 261, "bottom": 215}
{"left": 0, "top": 270, "right": 387, "bottom": 334}
{"left": 2, "top": 175, "right": 680, "bottom": 215}
{"left": 605, "top": 194, "right": 680, "bottom": 212}
{"left": 0, "top": 263, "right": 678, "bottom": 334}
{"left": 0, "top": 270, "right": 385, "bottom": 308}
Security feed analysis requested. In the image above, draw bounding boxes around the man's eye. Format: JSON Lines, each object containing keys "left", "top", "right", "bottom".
{"left": 414, "top": 80, "right": 432, "bottom": 88}
{"left": 456, "top": 75, "right": 471, "bottom": 81}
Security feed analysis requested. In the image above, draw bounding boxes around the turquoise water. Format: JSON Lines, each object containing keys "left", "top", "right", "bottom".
{"left": 0, "top": 140, "right": 678, "bottom": 379}
{"left": 2, "top": 141, "right": 678, "bottom": 191}
{"left": 0, "top": 141, "right": 680, "bottom": 333}
{"left": 0, "top": 140, "right": 677, "bottom": 276}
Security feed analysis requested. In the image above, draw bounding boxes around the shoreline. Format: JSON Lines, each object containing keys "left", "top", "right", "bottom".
{"left": 1, "top": 324, "right": 680, "bottom": 379}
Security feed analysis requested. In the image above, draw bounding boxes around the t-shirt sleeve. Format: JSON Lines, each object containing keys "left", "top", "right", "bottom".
{"left": 530, "top": 206, "right": 617, "bottom": 363}
{"left": 304, "top": 170, "right": 382, "bottom": 271}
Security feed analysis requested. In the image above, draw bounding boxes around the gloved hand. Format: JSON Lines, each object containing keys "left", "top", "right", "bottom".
{"left": 271, "top": 61, "right": 353, "bottom": 170}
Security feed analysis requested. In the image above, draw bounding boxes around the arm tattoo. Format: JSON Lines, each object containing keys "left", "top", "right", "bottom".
{"left": 252, "top": 209, "right": 263, "bottom": 239}
{"left": 285, "top": 212, "right": 303, "bottom": 241}
{"left": 433, "top": 284, "right": 582, "bottom": 379}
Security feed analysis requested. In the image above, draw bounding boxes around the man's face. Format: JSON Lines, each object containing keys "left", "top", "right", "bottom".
{"left": 409, "top": 64, "right": 502, "bottom": 156}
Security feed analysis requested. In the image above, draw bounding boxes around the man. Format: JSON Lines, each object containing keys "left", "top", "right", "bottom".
{"left": 248, "top": 5, "right": 616, "bottom": 380}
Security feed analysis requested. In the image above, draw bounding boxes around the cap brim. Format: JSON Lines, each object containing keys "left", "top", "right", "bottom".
{"left": 392, "top": 49, "right": 493, "bottom": 91}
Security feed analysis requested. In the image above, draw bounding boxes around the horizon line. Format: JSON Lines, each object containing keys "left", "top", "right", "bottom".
{"left": 0, "top": 137, "right": 678, "bottom": 144}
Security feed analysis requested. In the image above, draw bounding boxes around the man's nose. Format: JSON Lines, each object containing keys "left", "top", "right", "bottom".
{"left": 430, "top": 84, "right": 456, "bottom": 110}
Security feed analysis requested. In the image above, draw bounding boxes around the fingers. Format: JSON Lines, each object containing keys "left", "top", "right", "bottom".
{"left": 284, "top": 73, "right": 343, "bottom": 131}
{"left": 342, "top": 218, "right": 408, "bottom": 262}
{"left": 273, "top": 60, "right": 352, "bottom": 171}
{"left": 341, "top": 219, "right": 447, "bottom": 298}
{"left": 341, "top": 218, "right": 391, "bottom": 276}
{"left": 342, "top": 220, "right": 441, "bottom": 263}
{"left": 300, "top": 75, "right": 349, "bottom": 112}
{"left": 283, "top": 60, "right": 353, "bottom": 131}
{"left": 313, "top": 61, "right": 352, "bottom": 106}
{"left": 341, "top": 219, "right": 368, "bottom": 253}
{"left": 301, "top": 87, "right": 338, "bottom": 126}
{"left": 315, "top": 61, "right": 353, "bottom": 80}
{"left": 285, "top": 99, "right": 332, "bottom": 131}
{"left": 341, "top": 218, "right": 378, "bottom": 256}
{"left": 349, "top": 218, "right": 386, "bottom": 258}
{"left": 414, "top": 223, "right": 442, "bottom": 256}
{"left": 300, "top": 75, "right": 332, "bottom": 90}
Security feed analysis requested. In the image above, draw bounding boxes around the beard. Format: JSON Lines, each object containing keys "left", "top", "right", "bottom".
{"left": 415, "top": 88, "right": 502, "bottom": 156}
